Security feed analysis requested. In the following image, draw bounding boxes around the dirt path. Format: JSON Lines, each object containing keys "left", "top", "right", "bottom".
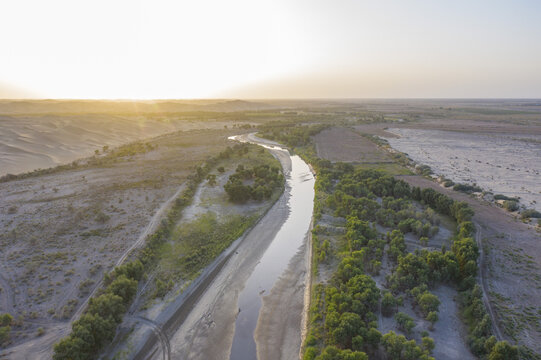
{"left": 0, "top": 264, "right": 14, "bottom": 313}
{"left": 475, "top": 223, "right": 504, "bottom": 341}
{"left": 130, "top": 316, "right": 171, "bottom": 360}
{"left": 70, "top": 183, "right": 186, "bottom": 322}
{"left": 0, "top": 183, "right": 187, "bottom": 360}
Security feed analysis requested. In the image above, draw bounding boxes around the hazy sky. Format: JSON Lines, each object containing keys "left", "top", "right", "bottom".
{"left": 1, "top": 0, "right": 540, "bottom": 99}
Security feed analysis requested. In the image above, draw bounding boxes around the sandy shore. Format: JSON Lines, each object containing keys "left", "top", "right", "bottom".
{"left": 254, "top": 230, "right": 311, "bottom": 360}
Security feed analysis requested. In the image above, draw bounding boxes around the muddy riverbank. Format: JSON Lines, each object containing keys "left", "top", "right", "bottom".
{"left": 145, "top": 134, "right": 314, "bottom": 360}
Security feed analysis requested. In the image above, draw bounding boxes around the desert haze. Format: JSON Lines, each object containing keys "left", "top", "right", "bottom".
{"left": 1, "top": 0, "right": 541, "bottom": 359}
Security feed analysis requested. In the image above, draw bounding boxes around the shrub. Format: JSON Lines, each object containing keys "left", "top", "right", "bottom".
{"left": 521, "top": 209, "right": 541, "bottom": 219}
{"left": 381, "top": 292, "right": 398, "bottom": 317}
{"left": 0, "top": 314, "right": 12, "bottom": 326}
{"left": 395, "top": 312, "right": 415, "bottom": 335}
{"left": 224, "top": 164, "right": 283, "bottom": 203}
{"left": 488, "top": 341, "right": 519, "bottom": 360}
{"left": 417, "top": 292, "right": 440, "bottom": 316}
{"left": 502, "top": 200, "right": 519, "bottom": 212}
{"left": 416, "top": 165, "right": 433, "bottom": 176}
{"left": 95, "top": 211, "right": 110, "bottom": 223}
{"left": 381, "top": 331, "right": 434, "bottom": 360}
{"left": 422, "top": 336, "right": 435, "bottom": 353}
{"left": 494, "top": 194, "right": 518, "bottom": 201}
{"left": 107, "top": 275, "right": 137, "bottom": 305}
{"left": 0, "top": 326, "right": 11, "bottom": 345}
{"left": 443, "top": 179, "right": 455, "bottom": 187}
{"left": 453, "top": 183, "right": 482, "bottom": 194}
{"left": 87, "top": 293, "right": 126, "bottom": 323}
{"left": 426, "top": 311, "right": 438, "bottom": 327}
{"left": 53, "top": 313, "right": 116, "bottom": 360}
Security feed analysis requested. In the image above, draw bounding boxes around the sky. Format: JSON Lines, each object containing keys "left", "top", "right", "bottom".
{"left": 1, "top": 0, "right": 540, "bottom": 99}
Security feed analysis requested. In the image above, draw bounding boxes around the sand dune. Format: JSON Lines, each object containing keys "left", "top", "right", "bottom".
{"left": 0, "top": 114, "right": 236, "bottom": 176}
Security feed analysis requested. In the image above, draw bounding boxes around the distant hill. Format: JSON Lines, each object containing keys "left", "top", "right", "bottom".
{"left": 0, "top": 99, "right": 277, "bottom": 114}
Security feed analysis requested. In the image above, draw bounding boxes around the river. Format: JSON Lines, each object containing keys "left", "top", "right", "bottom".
{"left": 228, "top": 134, "right": 315, "bottom": 360}
{"left": 122, "top": 133, "right": 315, "bottom": 360}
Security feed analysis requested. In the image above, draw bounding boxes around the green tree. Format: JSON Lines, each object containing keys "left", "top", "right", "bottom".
{"left": 488, "top": 341, "right": 519, "bottom": 360}
{"left": 0, "top": 326, "right": 11, "bottom": 345}
{"left": 382, "top": 331, "right": 434, "bottom": 360}
{"left": 87, "top": 293, "right": 126, "bottom": 323}
{"left": 426, "top": 311, "right": 438, "bottom": 329}
{"left": 395, "top": 312, "right": 415, "bottom": 335}
{"left": 421, "top": 336, "right": 435, "bottom": 354}
{"left": 107, "top": 275, "right": 137, "bottom": 304}
{"left": 332, "top": 312, "right": 363, "bottom": 348}
{"left": 53, "top": 335, "right": 86, "bottom": 360}
{"left": 0, "top": 313, "right": 12, "bottom": 326}
{"left": 72, "top": 313, "right": 116, "bottom": 353}
{"left": 417, "top": 292, "right": 440, "bottom": 316}
{"left": 381, "top": 292, "right": 397, "bottom": 317}
{"left": 364, "top": 328, "right": 382, "bottom": 348}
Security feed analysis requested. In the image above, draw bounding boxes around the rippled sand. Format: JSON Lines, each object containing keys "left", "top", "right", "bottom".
{"left": 0, "top": 115, "right": 229, "bottom": 176}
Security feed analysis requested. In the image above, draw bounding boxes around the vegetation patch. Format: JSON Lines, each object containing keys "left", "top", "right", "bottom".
{"left": 453, "top": 183, "right": 483, "bottom": 194}
{"left": 224, "top": 163, "right": 283, "bottom": 203}
{"left": 302, "top": 160, "right": 519, "bottom": 360}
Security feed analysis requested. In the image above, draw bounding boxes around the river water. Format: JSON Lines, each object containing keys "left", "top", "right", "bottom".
{"left": 228, "top": 135, "right": 315, "bottom": 360}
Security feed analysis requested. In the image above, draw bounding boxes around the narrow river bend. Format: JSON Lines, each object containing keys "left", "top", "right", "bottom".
{"left": 228, "top": 134, "right": 315, "bottom": 360}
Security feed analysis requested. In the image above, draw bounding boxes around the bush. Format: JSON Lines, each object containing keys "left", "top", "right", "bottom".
{"left": 303, "top": 346, "right": 318, "bottom": 360}
{"left": 453, "top": 183, "right": 482, "bottom": 194}
{"left": 493, "top": 194, "right": 518, "bottom": 201}
{"left": 488, "top": 341, "right": 519, "bottom": 360}
{"left": 417, "top": 292, "right": 440, "bottom": 316}
{"left": 381, "top": 331, "right": 434, "bottom": 360}
{"left": 395, "top": 312, "right": 415, "bottom": 335}
{"left": 422, "top": 336, "right": 435, "bottom": 353}
{"left": 0, "top": 313, "right": 12, "bottom": 326}
{"left": 416, "top": 165, "right": 433, "bottom": 176}
{"left": 443, "top": 179, "right": 455, "bottom": 187}
{"left": 426, "top": 311, "right": 438, "bottom": 327}
{"left": 53, "top": 313, "right": 116, "bottom": 360}
{"left": 107, "top": 275, "right": 138, "bottom": 304}
{"left": 502, "top": 200, "right": 519, "bottom": 212}
{"left": 521, "top": 209, "right": 541, "bottom": 219}
{"left": 381, "top": 292, "right": 398, "bottom": 317}
{"left": 0, "top": 325, "right": 11, "bottom": 345}
{"left": 87, "top": 293, "right": 126, "bottom": 323}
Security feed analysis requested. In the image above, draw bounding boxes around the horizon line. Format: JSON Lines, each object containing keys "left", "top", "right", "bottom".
{"left": 1, "top": 97, "right": 541, "bottom": 101}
